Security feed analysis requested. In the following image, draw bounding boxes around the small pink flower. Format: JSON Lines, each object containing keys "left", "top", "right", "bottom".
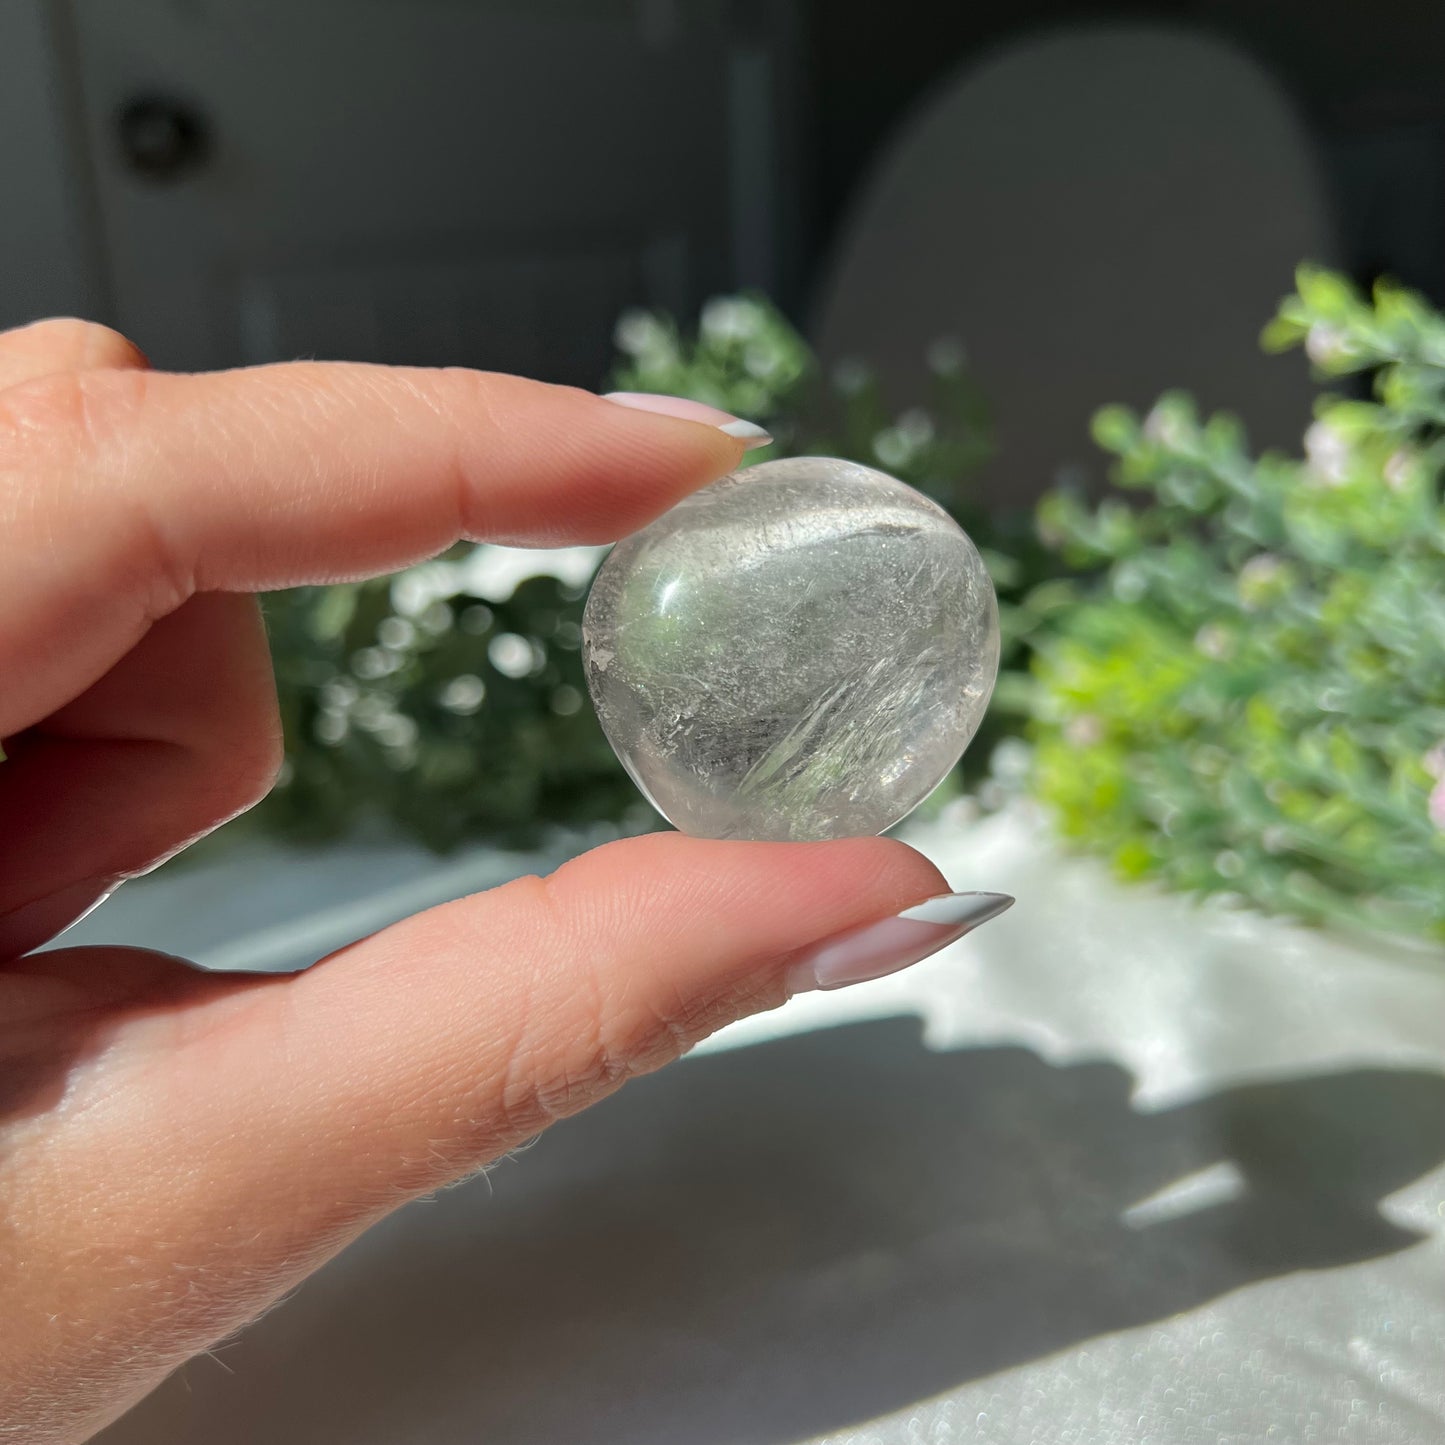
{"left": 1143, "top": 404, "right": 1187, "bottom": 448}
{"left": 1384, "top": 449, "right": 1414, "bottom": 492}
{"left": 1431, "top": 778, "right": 1445, "bottom": 832}
{"left": 1304, "top": 420, "right": 1350, "bottom": 486}
{"left": 1194, "top": 623, "right": 1233, "bottom": 660}
{"left": 1305, "top": 324, "right": 1352, "bottom": 367}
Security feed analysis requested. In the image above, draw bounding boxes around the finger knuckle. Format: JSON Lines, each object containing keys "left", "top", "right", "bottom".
{"left": 9, "top": 316, "right": 148, "bottom": 372}
{"left": 0, "top": 366, "right": 149, "bottom": 460}
{"left": 490, "top": 873, "right": 761, "bottom": 1141}
{"left": 0, "top": 370, "right": 87, "bottom": 454}
{"left": 429, "top": 368, "right": 525, "bottom": 537}
{"left": 479, "top": 885, "right": 651, "bottom": 1141}
{"left": 0, "top": 369, "right": 193, "bottom": 619}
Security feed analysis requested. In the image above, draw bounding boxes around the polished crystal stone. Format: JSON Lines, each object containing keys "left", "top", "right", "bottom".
{"left": 582, "top": 456, "right": 1000, "bottom": 842}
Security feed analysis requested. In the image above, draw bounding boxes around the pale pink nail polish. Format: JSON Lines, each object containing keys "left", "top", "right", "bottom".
{"left": 786, "top": 892, "right": 1014, "bottom": 994}
{"left": 601, "top": 391, "right": 773, "bottom": 449}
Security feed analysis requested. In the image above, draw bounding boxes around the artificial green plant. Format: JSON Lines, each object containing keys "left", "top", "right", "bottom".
{"left": 1028, "top": 266, "right": 1445, "bottom": 943}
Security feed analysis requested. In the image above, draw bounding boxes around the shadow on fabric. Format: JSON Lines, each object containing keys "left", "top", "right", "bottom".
{"left": 97, "top": 1018, "right": 1445, "bottom": 1445}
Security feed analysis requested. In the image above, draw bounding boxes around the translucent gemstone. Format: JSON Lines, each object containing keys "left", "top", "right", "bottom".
{"left": 582, "top": 456, "right": 1000, "bottom": 842}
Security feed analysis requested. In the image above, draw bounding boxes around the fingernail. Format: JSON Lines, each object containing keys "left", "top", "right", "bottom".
{"left": 0, "top": 876, "right": 123, "bottom": 960}
{"left": 786, "top": 892, "right": 1014, "bottom": 994}
{"left": 601, "top": 391, "right": 773, "bottom": 450}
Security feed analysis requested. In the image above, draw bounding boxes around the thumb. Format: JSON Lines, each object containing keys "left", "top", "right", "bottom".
{"left": 11, "top": 834, "right": 1011, "bottom": 1428}
{"left": 263, "top": 833, "right": 1004, "bottom": 1204}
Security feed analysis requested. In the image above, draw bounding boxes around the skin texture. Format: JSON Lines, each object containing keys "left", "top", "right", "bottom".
{"left": 0, "top": 318, "right": 949, "bottom": 1443}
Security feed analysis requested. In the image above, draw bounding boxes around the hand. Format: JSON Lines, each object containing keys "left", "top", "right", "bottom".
{"left": 0, "top": 319, "right": 996, "bottom": 1443}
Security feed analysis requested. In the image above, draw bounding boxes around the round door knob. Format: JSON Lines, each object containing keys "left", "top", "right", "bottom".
{"left": 116, "top": 95, "right": 210, "bottom": 181}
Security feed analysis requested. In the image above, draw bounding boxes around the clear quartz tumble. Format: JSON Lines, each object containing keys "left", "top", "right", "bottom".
{"left": 582, "top": 457, "right": 1000, "bottom": 842}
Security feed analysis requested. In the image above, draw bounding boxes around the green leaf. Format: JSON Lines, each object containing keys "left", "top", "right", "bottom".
{"left": 1090, "top": 404, "right": 1139, "bottom": 453}
{"left": 1295, "top": 262, "right": 1359, "bottom": 318}
{"left": 1260, "top": 315, "right": 1306, "bottom": 354}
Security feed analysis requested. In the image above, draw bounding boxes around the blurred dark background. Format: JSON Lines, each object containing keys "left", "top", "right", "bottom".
{"left": 4, "top": 0, "right": 1444, "bottom": 380}
{"left": 811, "top": 0, "right": 1445, "bottom": 307}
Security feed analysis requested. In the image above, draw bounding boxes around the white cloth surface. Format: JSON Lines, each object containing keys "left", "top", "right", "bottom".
{"left": 77, "top": 805, "right": 1445, "bottom": 1445}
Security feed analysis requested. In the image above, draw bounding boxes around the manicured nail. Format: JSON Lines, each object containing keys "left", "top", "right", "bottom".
{"left": 601, "top": 391, "right": 773, "bottom": 450}
{"left": 786, "top": 892, "right": 1014, "bottom": 994}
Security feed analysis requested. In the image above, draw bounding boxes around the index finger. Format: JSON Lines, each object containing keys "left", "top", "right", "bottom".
{"left": 0, "top": 363, "right": 749, "bottom": 734}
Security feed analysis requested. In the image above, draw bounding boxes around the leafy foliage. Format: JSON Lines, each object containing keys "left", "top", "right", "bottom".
{"left": 1028, "top": 266, "right": 1445, "bottom": 943}
{"left": 255, "top": 563, "right": 646, "bottom": 853}
{"left": 610, "top": 295, "right": 996, "bottom": 517}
